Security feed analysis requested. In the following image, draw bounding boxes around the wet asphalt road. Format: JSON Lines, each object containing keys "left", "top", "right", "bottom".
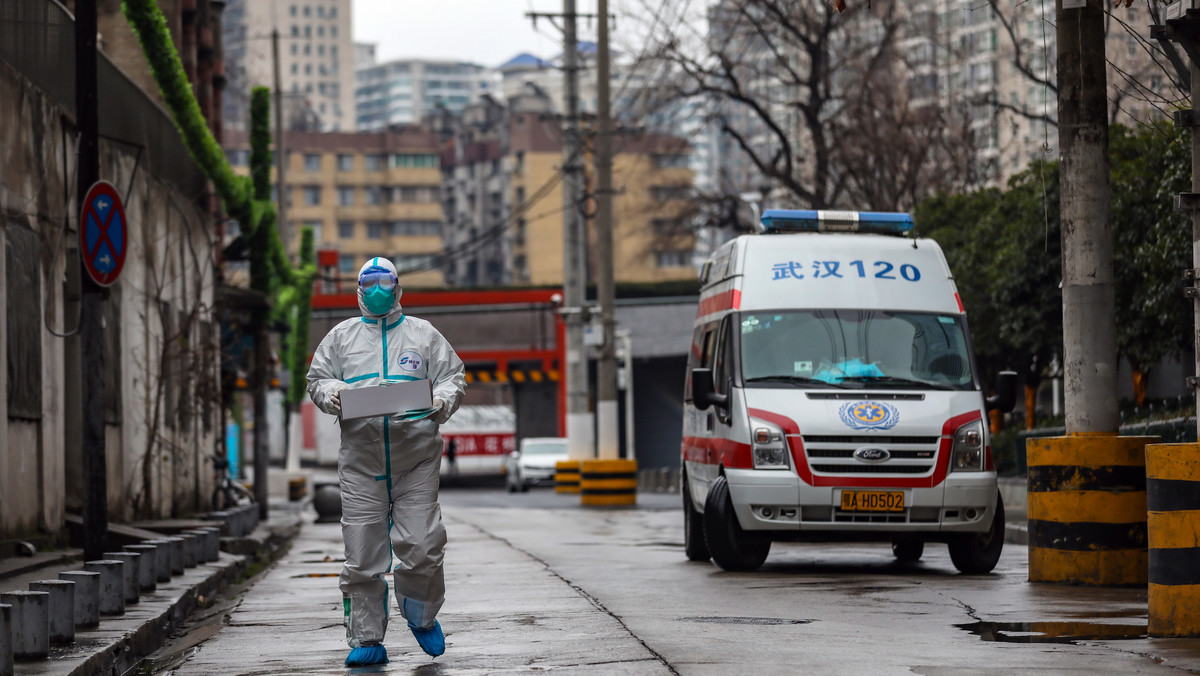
{"left": 155, "top": 485, "right": 1200, "bottom": 675}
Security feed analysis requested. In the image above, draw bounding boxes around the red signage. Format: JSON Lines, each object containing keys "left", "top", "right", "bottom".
{"left": 442, "top": 433, "right": 515, "bottom": 456}
{"left": 80, "top": 181, "right": 127, "bottom": 286}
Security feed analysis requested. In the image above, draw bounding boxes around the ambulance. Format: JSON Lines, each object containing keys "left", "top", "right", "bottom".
{"left": 682, "top": 209, "right": 1016, "bottom": 573}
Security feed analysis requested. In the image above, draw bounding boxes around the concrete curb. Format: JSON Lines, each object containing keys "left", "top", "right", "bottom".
{"left": 1, "top": 509, "right": 301, "bottom": 676}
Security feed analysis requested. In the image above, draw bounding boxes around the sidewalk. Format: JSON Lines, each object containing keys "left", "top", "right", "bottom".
{"left": 1, "top": 501, "right": 301, "bottom": 676}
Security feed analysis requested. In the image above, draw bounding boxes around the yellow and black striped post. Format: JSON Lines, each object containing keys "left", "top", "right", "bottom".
{"left": 1026, "top": 435, "right": 1157, "bottom": 585}
{"left": 554, "top": 460, "right": 580, "bottom": 494}
{"left": 1146, "top": 442, "right": 1200, "bottom": 637}
{"left": 580, "top": 459, "right": 637, "bottom": 507}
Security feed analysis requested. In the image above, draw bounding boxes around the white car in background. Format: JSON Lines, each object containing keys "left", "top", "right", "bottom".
{"left": 505, "top": 437, "right": 568, "bottom": 492}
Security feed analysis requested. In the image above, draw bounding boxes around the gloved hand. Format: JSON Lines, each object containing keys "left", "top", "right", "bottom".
{"left": 432, "top": 398, "right": 452, "bottom": 424}
{"left": 326, "top": 383, "right": 349, "bottom": 415}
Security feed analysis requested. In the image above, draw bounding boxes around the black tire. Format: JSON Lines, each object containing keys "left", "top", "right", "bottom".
{"left": 949, "top": 492, "right": 1005, "bottom": 574}
{"left": 892, "top": 539, "right": 924, "bottom": 562}
{"left": 519, "top": 481, "right": 530, "bottom": 493}
{"left": 506, "top": 476, "right": 518, "bottom": 493}
{"left": 702, "top": 475, "right": 770, "bottom": 571}
{"left": 683, "top": 475, "right": 710, "bottom": 562}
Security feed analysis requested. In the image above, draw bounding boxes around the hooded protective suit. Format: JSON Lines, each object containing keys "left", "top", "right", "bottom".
{"left": 307, "top": 257, "right": 466, "bottom": 650}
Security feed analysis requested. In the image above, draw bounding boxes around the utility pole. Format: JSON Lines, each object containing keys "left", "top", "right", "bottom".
{"left": 1057, "top": 0, "right": 1118, "bottom": 434}
{"left": 76, "top": 0, "right": 110, "bottom": 561}
{"left": 273, "top": 28, "right": 300, "bottom": 476}
{"left": 594, "top": 0, "right": 618, "bottom": 459}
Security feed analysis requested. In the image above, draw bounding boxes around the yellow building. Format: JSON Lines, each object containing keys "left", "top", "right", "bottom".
{"left": 223, "top": 126, "right": 445, "bottom": 287}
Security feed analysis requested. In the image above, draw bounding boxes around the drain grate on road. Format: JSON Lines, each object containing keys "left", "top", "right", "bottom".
{"left": 677, "top": 616, "right": 814, "bottom": 626}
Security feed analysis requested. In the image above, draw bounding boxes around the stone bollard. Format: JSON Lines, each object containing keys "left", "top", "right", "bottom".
{"left": 161, "top": 537, "right": 185, "bottom": 576}
{"left": 58, "top": 571, "right": 100, "bottom": 627}
{"left": 84, "top": 560, "right": 126, "bottom": 615}
{"left": 103, "top": 552, "right": 141, "bottom": 605}
{"left": 313, "top": 484, "right": 342, "bottom": 522}
{"left": 0, "top": 603, "right": 12, "bottom": 675}
{"left": 238, "top": 505, "right": 254, "bottom": 535}
{"left": 181, "top": 531, "right": 207, "bottom": 564}
{"left": 29, "top": 580, "right": 75, "bottom": 645}
{"left": 0, "top": 591, "right": 50, "bottom": 659}
{"left": 124, "top": 544, "right": 159, "bottom": 592}
{"left": 192, "top": 527, "right": 220, "bottom": 562}
{"left": 204, "top": 510, "right": 232, "bottom": 537}
{"left": 143, "top": 540, "right": 172, "bottom": 582}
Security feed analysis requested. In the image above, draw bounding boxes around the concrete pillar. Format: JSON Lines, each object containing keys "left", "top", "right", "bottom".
{"left": 84, "top": 560, "right": 125, "bottom": 615}
{"left": 143, "top": 539, "right": 172, "bottom": 582}
{"left": 201, "top": 527, "right": 222, "bottom": 560}
{"left": 161, "top": 537, "right": 185, "bottom": 575}
{"left": 29, "top": 580, "right": 75, "bottom": 644}
{"left": 187, "top": 528, "right": 218, "bottom": 562}
{"left": 180, "top": 533, "right": 198, "bottom": 568}
{"left": 205, "top": 510, "right": 232, "bottom": 536}
{"left": 0, "top": 603, "right": 13, "bottom": 674}
{"left": 0, "top": 591, "right": 50, "bottom": 659}
{"left": 58, "top": 571, "right": 100, "bottom": 627}
{"left": 124, "top": 544, "right": 159, "bottom": 591}
{"left": 103, "top": 552, "right": 141, "bottom": 605}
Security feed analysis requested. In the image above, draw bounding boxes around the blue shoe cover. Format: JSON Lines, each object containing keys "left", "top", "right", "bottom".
{"left": 408, "top": 619, "right": 445, "bottom": 657}
{"left": 345, "top": 644, "right": 388, "bottom": 667}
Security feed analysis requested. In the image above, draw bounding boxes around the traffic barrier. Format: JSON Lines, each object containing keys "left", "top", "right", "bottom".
{"left": 1, "top": 603, "right": 12, "bottom": 674}
{"left": 142, "top": 539, "right": 173, "bottom": 582}
{"left": 1146, "top": 442, "right": 1200, "bottom": 637}
{"left": 1, "top": 591, "right": 49, "bottom": 658}
{"left": 84, "top": 560, "right": 126, "bottom": 615}
{"left": 580, "top": 459, "right": 638, "bottom": 507}
{"left": 103, "top": 552, "right": 141, "bottom": 604}
{"left": 58, "top": 571, "right": 99, "bottom": 627}
{"left": 289, "top": 476, "right": 307, "bottom": 501}
{"left": 29, "top": 580, "right": 74, "bottom": 644}
{"left": 554, "top": 460, "right": 580, "bottom": 494}
{"left": 1026, "top": 435, "right": 1156, "bottom": 585}
{"left": 124, "top": 544, "right": 160, "bottom": 591}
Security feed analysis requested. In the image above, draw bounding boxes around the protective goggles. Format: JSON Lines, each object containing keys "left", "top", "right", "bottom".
{"left": 358, "top": 270, "right": 397, "bottom": 291}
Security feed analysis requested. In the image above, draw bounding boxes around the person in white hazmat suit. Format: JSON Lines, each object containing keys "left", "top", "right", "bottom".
{"left": 307, "top": 257, "right": 466, "bottom": 666}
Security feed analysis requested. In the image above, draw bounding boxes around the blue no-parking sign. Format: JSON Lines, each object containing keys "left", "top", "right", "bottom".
{"left": 80, "top": 181, "right": 127, "bottom": 286}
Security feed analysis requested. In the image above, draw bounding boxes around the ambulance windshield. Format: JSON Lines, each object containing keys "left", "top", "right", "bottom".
{"left": 739, "top": 310, "right": 974, "bottom": 390}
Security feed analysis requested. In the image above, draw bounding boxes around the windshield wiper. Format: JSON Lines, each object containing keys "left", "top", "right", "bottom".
{"left": 839, "top": 375, "right": 955, "bottom": 390}
{"left": 745, "top": 375, "right": 848, "bottom": 388}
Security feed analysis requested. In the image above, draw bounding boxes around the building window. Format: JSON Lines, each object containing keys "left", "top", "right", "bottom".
{"left": 337, "top": 153, "right": 353, "bottom": 171}
{"left": 338, "top": 221, "right": 354, "bottom": 238}
{"left": 366, "top": 222, "right": 385, "bottom": 239}
{"left": 225, "top": 148, "right": 250, "bottom": 166}
{"left": 364, "top": 154, "right": 384, "bottom": 171}
{"left": 304, "top": 153, "right": 321, "bottom": 171}
{"left": 337, "top": 186, "right": 355, "bottom": 206}
{"left": 390, "top": 220, "right": 441, "bottom": 236}
{"left": 339, "top": 255, "right": 356, "bottom": 273}
{"left": 290, "top": 4, "right": 297, "bottom": 15}
{"left": 393, "top": 254, "right": 437, "bottom": 274}
{"left": 331, "top": 25, "right": 338, "bottom": 37}
{"left": 390, "top": 153, "right": 437, "bottom": 169}
{"left": 303, "top": 4, "right": 310, "bottom": 16}
{"left": 655, "top": 250, "right": 691, "bottom": 268}
{"left": 304, "top": 220, "right": 323, "bottom": 243}
{"left": 290, "top": 43, "right": 298, "bottom": 55}
{"left": 364, "top": 186, "right": 383, "bottom": 205}
{"left": 291, "top": 24, "right": 298, "bottom": 36}
{"left": 303, "top": 186, "right": 321, "bottom": 205}
{"left": 651, "top": 185, "right": 690, "bottom": 202}
{"left": 330, "top": 5, "right": 337, "bottom": 17}
{"left": 652, "top": 153, "right": 689, "bottom": 169}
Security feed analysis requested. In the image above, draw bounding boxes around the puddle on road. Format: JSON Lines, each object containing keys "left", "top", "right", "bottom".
{"left": 290, "top": 573, "right": 340, "bottom": 578}
{"left": 956, "top": 620, "right": 1148, "bottom": 643}
{"left": 678, "top": 616, "right": 814, "bottom": 626}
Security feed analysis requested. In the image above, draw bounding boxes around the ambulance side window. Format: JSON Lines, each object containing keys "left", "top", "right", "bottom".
{"left": 713, "top": 317, "right": 732, "bottom": 396}
{"left": 701, "top": 325, "right": 717, "bottom": 369}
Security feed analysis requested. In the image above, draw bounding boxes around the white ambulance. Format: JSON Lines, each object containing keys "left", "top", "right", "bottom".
{"left": 682, "top": 209, "right": 1016, "bottom": 573}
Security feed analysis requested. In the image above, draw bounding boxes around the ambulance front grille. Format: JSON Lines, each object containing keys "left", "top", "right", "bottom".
{"left": 801, "top": 435, "right": 939, "bottom": 475}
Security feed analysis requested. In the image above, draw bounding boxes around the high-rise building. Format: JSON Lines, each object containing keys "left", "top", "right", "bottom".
{"left": 356, "top": 59, "right": 500, "bottom": 131}
{"left": 223, "top": 126, "right": 446, "bottom": 287}
{"left": 221, "top": 0, "right": 355, "bottom": 132}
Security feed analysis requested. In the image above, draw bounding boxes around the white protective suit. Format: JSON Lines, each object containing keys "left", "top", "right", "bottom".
{"left": 307, "top": 258, "right": 466, "bottom": 648}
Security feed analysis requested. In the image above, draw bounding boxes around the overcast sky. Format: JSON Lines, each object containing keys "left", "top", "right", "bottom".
{"left": 352, "top": 1, "right": 573, "bottom": 68}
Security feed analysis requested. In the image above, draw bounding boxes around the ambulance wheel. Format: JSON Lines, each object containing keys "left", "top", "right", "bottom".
{"left": 891, "top": 539, "right": 924, "bottom": 562}
{"left": 703, "top": 476, "right": 770, "bottom": 571}
{"left": 682, "top": 475, "right": 710, "bottom": 562}
{"left": 949, "top": 492, "right": 1005, "bottom": 574}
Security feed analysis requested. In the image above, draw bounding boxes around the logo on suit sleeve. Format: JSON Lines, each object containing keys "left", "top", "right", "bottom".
{"left": 397, "top": 350, "right": 424, "bottom": 372}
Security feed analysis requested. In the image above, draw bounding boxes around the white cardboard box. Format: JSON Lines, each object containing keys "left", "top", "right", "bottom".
{"left": 340, "top": 379, "right": 433, "bottom": 420}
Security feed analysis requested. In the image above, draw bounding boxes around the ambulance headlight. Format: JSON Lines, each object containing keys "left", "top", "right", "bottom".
{"left": 950, "top": 420, "right": 985, "bottom": 472}
{"left": 750, "top": 419, "right": 788, "bottom": 470}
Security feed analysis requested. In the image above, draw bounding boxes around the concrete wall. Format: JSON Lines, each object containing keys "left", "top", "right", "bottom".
{"left": 0, "top": 57, "right": 218, "bottom": 540}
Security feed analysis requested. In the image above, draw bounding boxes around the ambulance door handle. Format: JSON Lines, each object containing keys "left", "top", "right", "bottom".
{"left": 705, "top": 411, "right": 714, "bottom": 432}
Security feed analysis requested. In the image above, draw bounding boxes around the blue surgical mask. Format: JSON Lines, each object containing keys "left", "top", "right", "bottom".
{"left": 363, "top": 286, "right": 395, "bottom": 315}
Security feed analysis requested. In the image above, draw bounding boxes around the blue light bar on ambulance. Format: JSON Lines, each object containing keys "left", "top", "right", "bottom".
{"left": 760, "top": 209, "right": 915, "bottom": 236}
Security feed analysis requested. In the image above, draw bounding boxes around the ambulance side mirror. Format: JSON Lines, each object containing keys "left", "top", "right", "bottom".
{"left": 691, "top": 368, "right": 728, "bottom": 410}
{"left": 985, "top": 371, "right": 1018, "bottom": 413}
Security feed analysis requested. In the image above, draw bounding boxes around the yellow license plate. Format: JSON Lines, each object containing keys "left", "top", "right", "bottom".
{"left": 840, "top": 490, "right": 904, "bottom": 512}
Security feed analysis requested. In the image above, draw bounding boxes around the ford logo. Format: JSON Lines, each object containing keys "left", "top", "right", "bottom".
{"left": 854, "top": 447, "right": 890, "bottom": 462}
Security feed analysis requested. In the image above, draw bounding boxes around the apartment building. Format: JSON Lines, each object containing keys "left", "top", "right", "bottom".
{"left": 224, "top": 126, "right": 446, "bottom": 287}
{"left": 222, "top": 0, "right": 356, "bottom": 131}
{"left": 438, "top": 86, "right": 697, "bottom": 288}
{"left": 356, "top": 58, "right": 501, "bottom": 131}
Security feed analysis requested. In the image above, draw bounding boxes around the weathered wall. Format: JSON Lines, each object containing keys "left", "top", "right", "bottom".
{"left": 0, "top": 55, "right": 218, "bottom": 540}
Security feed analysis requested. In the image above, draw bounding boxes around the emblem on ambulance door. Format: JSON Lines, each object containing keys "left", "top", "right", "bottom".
{"left": 838, "top": 400, "right": 900, "bottom": 431}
